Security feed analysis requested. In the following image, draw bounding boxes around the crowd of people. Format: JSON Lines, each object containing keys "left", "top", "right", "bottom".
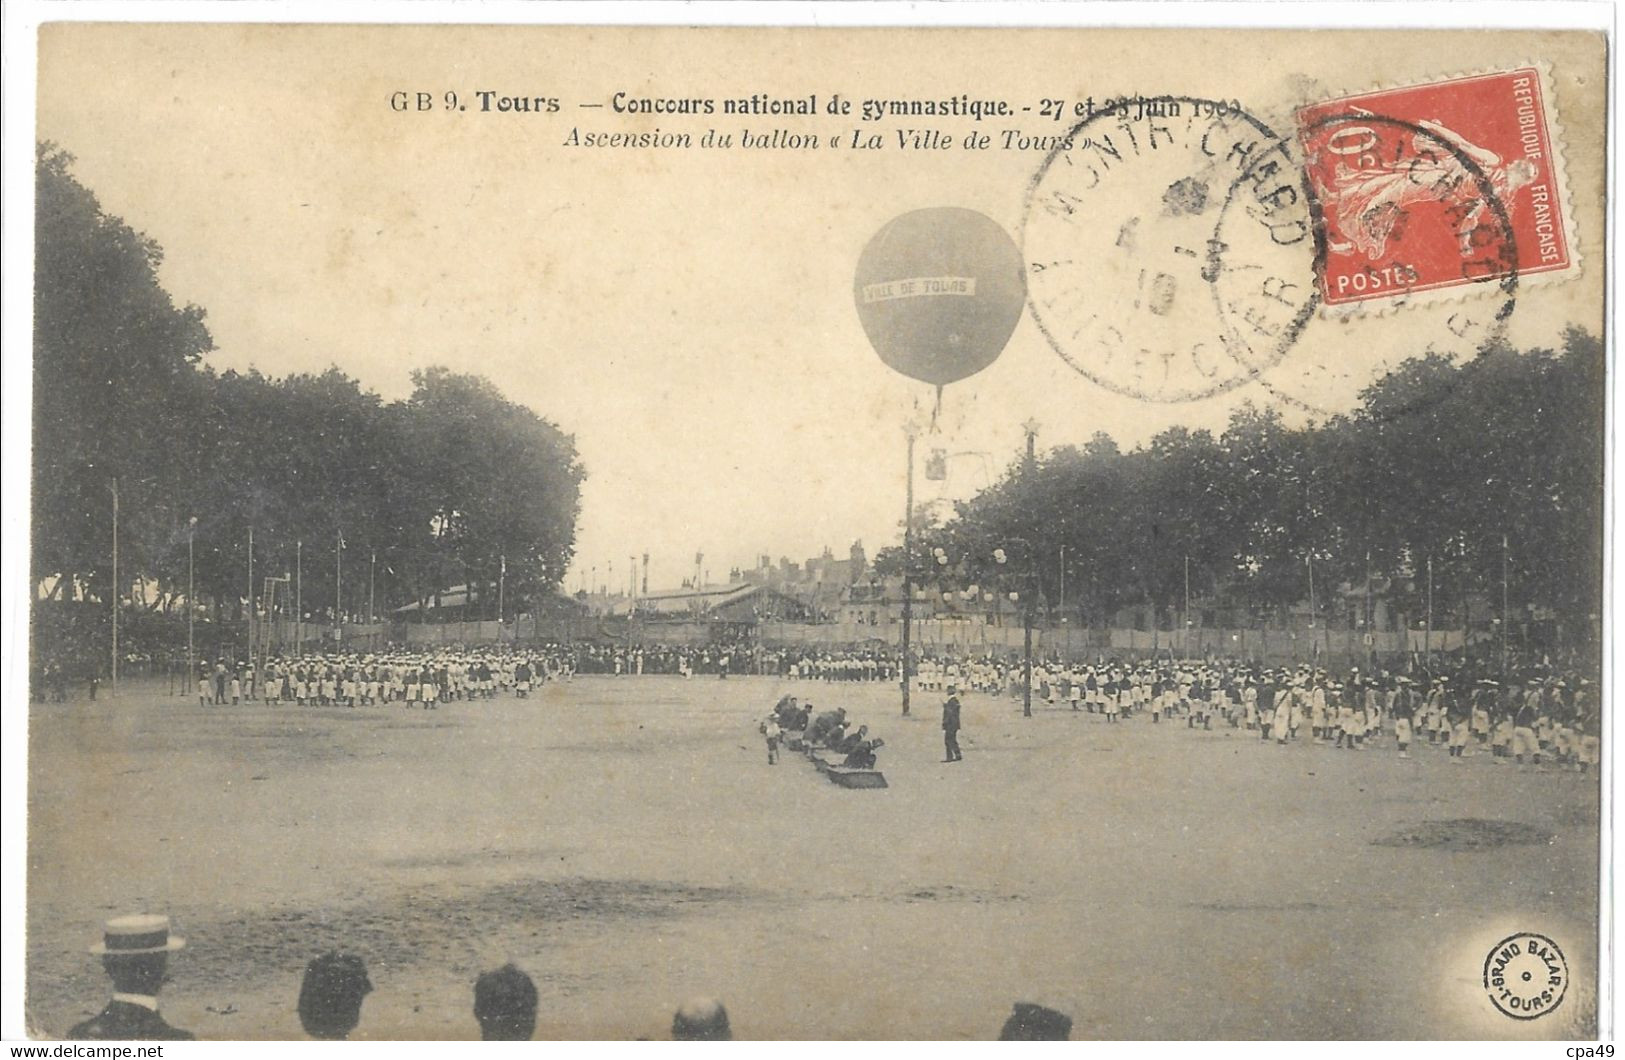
{"left": 50, "top": 636, "right": 1603, "bottom": 774}
{"left": 189, "top": 647, "right": 580, "bottom": 709}
{"left": 172, "top": 644, "right": 909, "bottom": 709}
{"left": 966, "top": 656, "right": 1602, "bottom": 770}
{"left": 750, "top": 647, "right": 1601, "bottom": 773}
{"left": 778, "top": 649, "right": 901, "bottom": 682}
{"left": 571, "top": 644, "right": 904, "bottom": 681}
{"left": 178, "top": 643, "right": 882, "bottom": 702}
{"left": 67, "top": 914, "right": 1071, "bottom": 1040}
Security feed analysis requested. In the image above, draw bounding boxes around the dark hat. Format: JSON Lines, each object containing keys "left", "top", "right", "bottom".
{"left": 474, "top": 964, "right": 538, "bottom": 1042}
{"left": 999, "top": 1002, "right": 1073, "bottom": 1040}
{"left": 298, "top": 951, "right": 373, "bottom": 1040}
{"left": 672, "top": 997, "right": 731, "bottom": 1041}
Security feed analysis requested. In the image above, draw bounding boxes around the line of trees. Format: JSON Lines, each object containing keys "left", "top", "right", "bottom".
{"left": 877, "top": 328, "right": 1604, "bottom": 652}
{"left": 33, "top": 143, "right": 585, "bottom": 632}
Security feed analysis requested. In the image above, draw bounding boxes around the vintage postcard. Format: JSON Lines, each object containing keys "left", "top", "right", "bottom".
{"left": 10, "top": 14, "right": 1611, "bottom": 1045}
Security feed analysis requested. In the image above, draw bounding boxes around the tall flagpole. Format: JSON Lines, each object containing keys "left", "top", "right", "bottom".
{"left": 110, "top": 478, "right": 119, "bottom": 698}
{"left": 1462, "top": 540, "right": 1471, "bottom": 667}
{"left": 1306, "top": 554, "right": 1317, "bottom": 666}
{"left": 1183, "top": 554, "right": 1191, "bottom": 660}
{"left": 187, "top": 516, "right": 197, "bottom": 693}
{"left": 335, "top": 529, "right": 344, "bottom": 635}
{"left": 1425, "top": 554, "right": 1433, "bottom": 669}
{"left": 369, "top": 551, "right": 377, "bottom": 625}
{"left": 295, "top": 539, "right": 303, "bottom": 659}
{"left": 1364, "top": 549, "right": 1373, "bottom": 671}
{"left": 1501, "top": 534, "right": 1509, "bottom": 677}
{"left": 1021, "top": 419, "right": 1039, "bottom": 718}
{"left": 901, "top": 423, "right": 916, "bottom": 717}
{"left": 1059, "top": 544, "right": 1068, "bottom": 615}
{"left": 247, "top": 525, "right": 254, "bottom": 679}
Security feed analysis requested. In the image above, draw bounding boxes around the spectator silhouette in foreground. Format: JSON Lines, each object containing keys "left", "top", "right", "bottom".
{"left": 998, "top": 1002, "right": 1073, "bottom": 1040}
{"left": 474, "top": 964, "right": 538, "bottom": 1041}
{"left": 68, "top": 915, "right": 194, "bottom": 1040}
{"left": 297, "top": 952, "right": 372, "bottom": 1040}
{"left": 672, "top": 996, "right": 732, "bottom": 1040}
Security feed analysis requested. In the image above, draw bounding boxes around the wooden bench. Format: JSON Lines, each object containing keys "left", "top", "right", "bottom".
{"left": 805, "top": 747, "right": 887, "bottom": 789}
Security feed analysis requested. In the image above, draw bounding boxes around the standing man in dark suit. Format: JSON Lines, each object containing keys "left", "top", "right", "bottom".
{"left": 68, "top": 915, "right": 194, "bottom": 1040}
{"left": 942, "top": 684, "right": 963, "bottom": 763}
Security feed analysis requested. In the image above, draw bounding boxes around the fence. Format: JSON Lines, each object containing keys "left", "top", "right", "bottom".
{"left": 267, "top": 614, "right": 1473, "bottom": 667}
{"left": 758, "top": 620, "right": 1466, "bottom": 666}
{"left": 261, "top": 616, "right": 388, "bottom": 654}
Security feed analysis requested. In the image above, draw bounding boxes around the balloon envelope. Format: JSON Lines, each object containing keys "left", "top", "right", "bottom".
{"left": 855, "top": 207, "right": 1026, "bottom": 387}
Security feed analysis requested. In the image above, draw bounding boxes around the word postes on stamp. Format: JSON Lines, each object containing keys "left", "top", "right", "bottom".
{"left": 1298, "top": 67, "right": 1573, "bottom": 307}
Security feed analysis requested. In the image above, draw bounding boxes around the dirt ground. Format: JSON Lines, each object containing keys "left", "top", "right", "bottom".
{"left": 25, "top": 674, "right": 1600, "bottom": 1040}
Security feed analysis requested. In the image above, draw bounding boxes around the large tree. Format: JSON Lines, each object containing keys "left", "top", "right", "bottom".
{"left": 33, "top": 146, "right": 586, "bottom": 639}
{"left": 906, "top": 332, "right": 1604, "bottom": 649}
{"left": 391, "top": 368, "right": 585, "bottom": 619}
{"left": 33, "top": 144, "right": 214, "bottom": 602}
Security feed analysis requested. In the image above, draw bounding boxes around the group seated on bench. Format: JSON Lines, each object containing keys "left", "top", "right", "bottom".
{"left": 771, "top": 694, "right": 813, "bottom": 733}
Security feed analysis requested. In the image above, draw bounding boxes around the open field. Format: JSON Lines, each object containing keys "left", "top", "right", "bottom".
{"left": 26, "top": 675, "right": 1599, "bottom": 1040}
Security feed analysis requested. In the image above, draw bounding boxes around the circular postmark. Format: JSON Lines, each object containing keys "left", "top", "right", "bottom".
{"left": 1021, "top": 95, "right": 1320, "bottom": 404}
{"left": 1021, "top": 93, "right": 1527, "bottom": 417}
{"left": 1482, "top": 932, "right": 1567, "bottom": 1021}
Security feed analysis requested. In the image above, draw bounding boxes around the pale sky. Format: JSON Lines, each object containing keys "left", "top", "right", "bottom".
{"left": 34, "top": 25, "right": 1607, "bottom": 592}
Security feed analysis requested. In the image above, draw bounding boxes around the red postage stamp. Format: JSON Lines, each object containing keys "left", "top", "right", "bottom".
{"left": 1297, "top": 67, "right": 1574, "bottom": 306}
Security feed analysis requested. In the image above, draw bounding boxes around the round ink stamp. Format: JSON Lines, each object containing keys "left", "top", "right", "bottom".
{"left": 1482, "top": 932, "right": 1568, "bottom": 1021}
{"left": 1021, "top": 95, "right": 1320, "bottom": 404}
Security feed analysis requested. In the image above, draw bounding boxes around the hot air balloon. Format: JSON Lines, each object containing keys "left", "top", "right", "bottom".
{"left": 860, "top": 208, "right": 1025, "bottom": 721}
{"left": 855, "top": 206, "right": 1026, "bottom": 410}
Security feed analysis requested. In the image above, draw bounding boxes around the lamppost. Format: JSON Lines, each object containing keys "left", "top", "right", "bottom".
{"left": 110, "top": 478, "right": 119, "bottom": 698}
{"left": 1306, "top": 554, "right": 1319, "bottom": 667}
{"left": 295, "top": 539, "right": 303, "bottom": 659}
{"left": 1425, "top": 554, "right": 1434, "bottom": 670}
{"left": 900, "top": 420, "right": 920, "bottom": 717}
{"left": 1500, "top": 533, "right": 1510, "bottom": 678}
{"left": 1183, "top": 554, "right": 1192, "bottom": 660}
{"left": 994, "top": 541, "right": 1038, "bottom": 718}
{"left": 246, "top": 525, "right": 254, "bottom": 681}
{"left": 335, "top": 529, "right": 345, "bottom": 638}
{"left": 1016, "top": 418, "right": 1042, "bottom": 716}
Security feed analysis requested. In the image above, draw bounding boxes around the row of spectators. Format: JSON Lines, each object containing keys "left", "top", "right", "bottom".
{"left": 67, "top": 915, "right": 1070, "bottom": 1040}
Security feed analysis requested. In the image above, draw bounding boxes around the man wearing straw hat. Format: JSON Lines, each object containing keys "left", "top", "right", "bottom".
{"left": 69, "top": 915, "right": 194, "bottom": 1040}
